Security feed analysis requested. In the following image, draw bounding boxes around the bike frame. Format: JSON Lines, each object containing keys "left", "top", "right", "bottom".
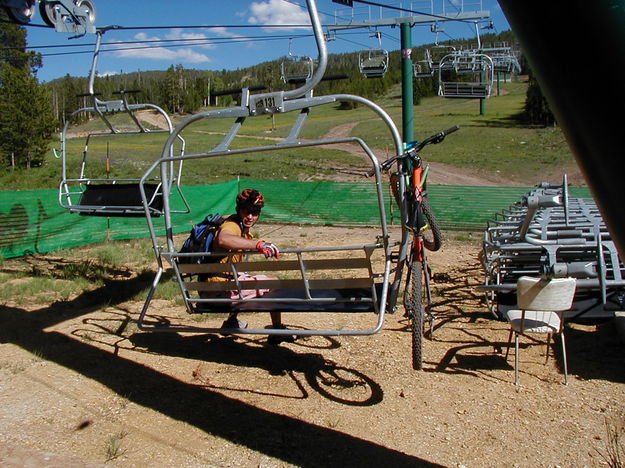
{"left": 402, "top": 156, "right": 434, "bottom": 319}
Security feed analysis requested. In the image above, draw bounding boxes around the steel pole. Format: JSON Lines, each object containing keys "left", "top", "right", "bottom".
{"left": 401, "top": 22, "right": 413, "bottom": 145}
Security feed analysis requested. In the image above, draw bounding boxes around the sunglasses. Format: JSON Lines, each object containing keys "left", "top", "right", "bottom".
{"left": 241, "top": 207, "right": 261, "bottom": 216}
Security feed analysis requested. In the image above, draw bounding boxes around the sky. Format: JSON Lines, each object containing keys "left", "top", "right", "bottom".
{"left": 20, "top": 0, "right": 511, "bottom": 83}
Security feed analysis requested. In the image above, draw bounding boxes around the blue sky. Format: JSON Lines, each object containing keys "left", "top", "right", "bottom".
{"left": 23, "top": 0, "right": 510, "bottom": 83}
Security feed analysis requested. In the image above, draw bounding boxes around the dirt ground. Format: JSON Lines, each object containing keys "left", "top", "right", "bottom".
{"left": 0, "top": 223, "right": 624, "bottom": 468}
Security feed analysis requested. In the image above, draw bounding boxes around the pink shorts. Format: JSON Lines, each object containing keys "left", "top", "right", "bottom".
{"left": 200, "top": 273, "right": 274, "bottom": 300}
{"left": 227, "top": 272, "right": 273, "bottom": 300}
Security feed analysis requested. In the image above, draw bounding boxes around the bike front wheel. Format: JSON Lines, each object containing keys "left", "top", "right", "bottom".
{"left": 405, "top": 259, "right": 424, "bottom": 370}
{"left": 421, "top": 198, "right": 443, "bottom": 252}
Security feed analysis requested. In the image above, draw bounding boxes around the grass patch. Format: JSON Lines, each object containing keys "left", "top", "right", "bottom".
{"left": 0, "top": 275, "right": 93, "bottom": 305}
{"left": 351, "top": 82, "right": 576, "bottom": 183}
{"left": 0, "top": 80, "right": 577, "bottom": 190}
{"left": 104, "top": 430, "right": 129, "bottom": 462}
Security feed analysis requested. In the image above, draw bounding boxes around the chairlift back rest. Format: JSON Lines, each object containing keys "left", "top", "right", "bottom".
{"left": 77, "top": 183, "right": 163, "bottom": 217}
{"left": 112, "top": 89, "right": 142, "bottom": 95}
{"left": 172, "top": 246, "right": 383, "bottom": 313}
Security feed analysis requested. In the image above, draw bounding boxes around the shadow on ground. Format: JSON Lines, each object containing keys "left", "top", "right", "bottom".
{"left": 0, "top": 272, "right": 441, "bottom": 468}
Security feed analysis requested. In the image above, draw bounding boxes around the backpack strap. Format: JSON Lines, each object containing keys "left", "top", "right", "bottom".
{"left": 224, "top": 214, "right": 246, "bottom": 236}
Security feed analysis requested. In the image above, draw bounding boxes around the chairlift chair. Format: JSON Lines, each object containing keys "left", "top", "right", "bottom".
{"left": 453, "top": 49, "right": 485, "bottom": 74}
{"left": 359, "top": 31, "right": 389, "bottom": 79}
{"left": 359, "top": 48, "right": 389, "bottom": 78}
{"left": 137, "top": 0, "right": 424, "bottom": 360}
{"left": 138, "top": 93, "right": 404, "bottom": 342}
{"left": 413, "top": 61, "right": 433, "bottom": 78}
{"left": 491, "top": 52, "right": 522, "bottom": 75}
{"left": 481, "top": 43, "right": 522, "bottom": 75}
{"left": 57, "top": 29, "right": 190, "bottom": 217}
{"left": 438, "top": 52, "right": 494, "bottom": 99}
{"left": 281, "top": 55, "right": 314, "bottom": 84}
{"left": 281, "top": 39, "right": 314, "bottom": 84}
{"left": 424, "top": 23, "right": 456, "bottom": 72}
{"left": 479, "top": 175, "right": 625, "bottom": 325}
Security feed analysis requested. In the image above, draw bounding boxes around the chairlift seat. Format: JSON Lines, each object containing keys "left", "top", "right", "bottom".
{"left": 75, "top": 183, "right": 163, "bottom": 217}
{"left": 232, "top": 285, "right": 383, "bottom": 313}
{"left": 177, "top": 250, "right": 380, "bottom": 315}
{"left": 361, "top": 67, "right": 387, "bottom": 79}
{"left": 137, "top": 243, "right": 390, "bottom": 335}
{"left": 440, "top": 82, "right": 490, "bottom": 99}
{"left": 359, "top": 49, "right": 388, "bottom": 79}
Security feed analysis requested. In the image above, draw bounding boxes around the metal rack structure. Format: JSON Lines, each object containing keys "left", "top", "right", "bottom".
{"left": 480, "top": 176, "right": 625, "bottom": 322}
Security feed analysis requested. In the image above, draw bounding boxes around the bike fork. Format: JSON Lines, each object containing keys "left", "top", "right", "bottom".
{"left": 420, "top": 241, "right": 436, "bottom": 337}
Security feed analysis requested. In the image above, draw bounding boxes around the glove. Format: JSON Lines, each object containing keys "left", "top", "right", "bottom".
{"left": 256, "top": 241, "right": 280, "bottom": 258}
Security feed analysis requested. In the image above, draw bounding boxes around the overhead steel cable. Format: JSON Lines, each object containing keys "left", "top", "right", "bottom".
{"left": 12, "top": 32, "right": 312, "bottom": 51}
{"left": 37, "top": 35, "right": 302, "bottom": 58}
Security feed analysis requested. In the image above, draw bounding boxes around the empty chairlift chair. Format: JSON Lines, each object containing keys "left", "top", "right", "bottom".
{"left": 359, "top": 32, "right": 388, "bottom": 79}
{"left": 438, "top": 51, "right": 494, "bottom": 99}
{"left": 479, "top": 174, "right": 625, "bottom": 325}
{"left": 281, "top": 39, "right": 314, "bottom": 85}
{"left": 57, "top": 28, "right": 189, "bottom": 218}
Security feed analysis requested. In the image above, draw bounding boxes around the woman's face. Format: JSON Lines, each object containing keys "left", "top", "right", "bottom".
{"left": 239, "top": 206, "right": 261, "bottom": 229}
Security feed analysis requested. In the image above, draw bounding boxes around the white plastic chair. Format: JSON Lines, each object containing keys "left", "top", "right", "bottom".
{"left": 504, "top": 276, "right": 577, "bottom": 385}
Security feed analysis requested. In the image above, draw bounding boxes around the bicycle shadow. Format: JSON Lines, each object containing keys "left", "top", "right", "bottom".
{"left": 127, "top": 331, "right": 384, "bottom": 406}
{"left": 0, "top": 271, "right": 440, "bottom": 467}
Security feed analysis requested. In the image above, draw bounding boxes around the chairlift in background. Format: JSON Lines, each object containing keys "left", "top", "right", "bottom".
{"left": 437, "top": 21, "right": 495, "bottom": 99}
{"left": 424, "top": 24, "right": 456, "bottom": 72}
{"left": 454, "top": 48, "right": 488, "bottom": 74}
{"left": 438, "top": 51, "right": 494, "bottom": 99}
{"left": 482, "top": 42, "right": 522, "bottom": 75}
{"left": 359, "top": 31, "right": 389, "bottom": 79}
{"left": 413, "top": 26, "right": 454, "bottom": 79}
{"left": 324, "top": 30, "right": 336, "bottom": 42}
{"left": 281, "top": 38, "right": 314, "bottom": 84}
{"left": 413, "top": 60, "right": 433, "bottom": 78}
{"left": 57, "top": 29, "right": 189, "bottom": 217}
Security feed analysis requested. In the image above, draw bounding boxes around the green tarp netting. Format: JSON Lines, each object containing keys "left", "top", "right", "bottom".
{"left": 0, "top": 179, "right": 591, "bottom": 259}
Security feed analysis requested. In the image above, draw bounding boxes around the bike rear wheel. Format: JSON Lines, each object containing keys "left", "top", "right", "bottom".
{"left": 422, "top": 198, "right": 443, "bottom": 252}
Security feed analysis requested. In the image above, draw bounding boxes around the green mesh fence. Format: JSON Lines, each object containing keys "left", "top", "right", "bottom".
{"left": 0, "top": 179, "right": 592, "bottom": 259}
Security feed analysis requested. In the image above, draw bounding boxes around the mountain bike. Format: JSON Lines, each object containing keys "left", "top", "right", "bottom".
{"left": 378, "top": 125, "right": 460, "bottom": 369}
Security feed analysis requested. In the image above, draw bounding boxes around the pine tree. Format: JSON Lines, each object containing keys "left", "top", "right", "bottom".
{"left": 523, "top": 71, "right": 555, "bottom": 126}
{"left": 0, "top": 10, "right": 57, "bottom": 170}
{"left": 0, "top": 66, "right": 56, "bottom": 168}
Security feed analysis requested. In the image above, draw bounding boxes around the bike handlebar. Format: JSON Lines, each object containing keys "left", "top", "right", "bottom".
{"left": 369, "top": 125, "right": 460, "bottom": 176}
{"left": 415, "top": 125, "right": 460, "bottom": 150}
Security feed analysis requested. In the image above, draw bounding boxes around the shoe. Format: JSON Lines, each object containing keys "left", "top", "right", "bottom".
{"left": 267, "top": 324, "right": 299, "bottom": 345}
{"left": 220, "top": 316, "right": 248, "bottom": 335}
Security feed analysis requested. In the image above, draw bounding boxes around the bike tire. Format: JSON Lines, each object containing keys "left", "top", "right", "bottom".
{"left": 421, "top": 198, "right": 443, "bottom": 252}
{"left": 407, "top": 260, "right": 424, "bottom": 370}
